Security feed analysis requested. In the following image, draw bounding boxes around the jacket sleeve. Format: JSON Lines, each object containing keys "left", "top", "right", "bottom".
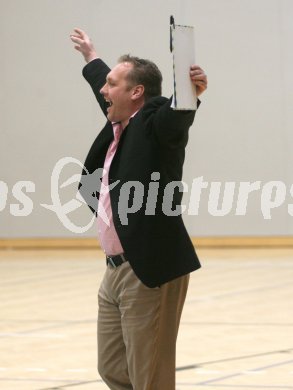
{"left": 143, "top": 96, "right": 200, "bottom": 148}
{"left": 82, "top": 58, "right": 111, "bottom": 117}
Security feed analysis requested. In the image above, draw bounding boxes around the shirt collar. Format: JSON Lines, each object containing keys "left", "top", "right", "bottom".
{"left": 111, "top": 109, "right": 139, "bottom": 126}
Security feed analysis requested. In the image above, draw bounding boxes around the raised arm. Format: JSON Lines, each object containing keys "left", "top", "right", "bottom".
{"left": 70, "top": 28, "right": 110, "bottom": 117}
{"left": 148, "top": 64, "right": 207, "bottom": 148}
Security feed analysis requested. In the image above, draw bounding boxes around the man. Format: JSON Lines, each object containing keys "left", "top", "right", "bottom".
{"left": 70, "top": 28, "right": 207, "bottom": 390}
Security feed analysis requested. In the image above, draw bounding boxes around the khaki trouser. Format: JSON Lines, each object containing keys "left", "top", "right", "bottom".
{"left": 98, "top": 261, "right": 189, "bottom": 390}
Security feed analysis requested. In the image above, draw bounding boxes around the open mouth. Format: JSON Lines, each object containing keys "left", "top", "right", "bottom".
{"left": 105, "top": 98, "right": 113, "bottom": 107}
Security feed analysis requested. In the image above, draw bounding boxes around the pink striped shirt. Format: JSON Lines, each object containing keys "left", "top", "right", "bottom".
{"left": 97, "top": 112, "right": 138, "bottom": 255}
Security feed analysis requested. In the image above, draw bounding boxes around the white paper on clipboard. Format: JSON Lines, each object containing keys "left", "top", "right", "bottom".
{"left": 170, "top": 22, "right": 197, "bottom": 110}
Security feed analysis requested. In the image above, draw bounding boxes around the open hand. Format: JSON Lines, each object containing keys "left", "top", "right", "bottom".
{"left": 70, "top": 28, "right": 98, "bottom": 63}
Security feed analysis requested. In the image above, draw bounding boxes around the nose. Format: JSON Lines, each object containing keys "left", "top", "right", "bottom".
{"left": 100, "top": 83, "right": 107, "bottom": 96}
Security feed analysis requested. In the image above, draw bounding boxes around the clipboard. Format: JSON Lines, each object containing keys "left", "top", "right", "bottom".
{"left": 170, "top": 16, "right": 197, "bottom": 111}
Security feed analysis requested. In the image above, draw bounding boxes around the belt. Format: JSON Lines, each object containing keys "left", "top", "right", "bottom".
{"left": 106, "top": 253, "right": 127, "bottom": 268}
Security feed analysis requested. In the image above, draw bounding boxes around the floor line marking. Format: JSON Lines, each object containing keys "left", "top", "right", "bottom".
{"left": 176, "top": 347, "right": 293, "bottom": 370}
{"left": 186, "top": 281, "right": 293, "bottom": 303}
{"left": 38, "top": 379, "right": 102, "bottom": 389}
{"left": 176, "top": 383, "right": 293, "bottom": 388}
{"left": 24, "top": 368, "right": 48, "bottom": 372}
{"left": 0, "top": 332, "right": 66, "bottom": 338}
{"left": 65, "top": 369, "right": 89, "bottom": 373}
{"left": 195, "top": 358, "right": 293, "bottom": 386}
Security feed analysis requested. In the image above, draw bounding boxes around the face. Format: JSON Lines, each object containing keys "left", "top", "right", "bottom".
{"left": 100, "top": 62, "right": 136, "bottom": 126}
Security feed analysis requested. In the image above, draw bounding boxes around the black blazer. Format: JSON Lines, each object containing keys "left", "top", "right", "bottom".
{"left": 79, "top": 58, "right": 201, "bottom": 287}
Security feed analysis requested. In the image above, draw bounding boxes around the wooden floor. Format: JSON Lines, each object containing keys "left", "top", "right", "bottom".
{"left": 0, "top": 248, "right": 292, "bottom": 390}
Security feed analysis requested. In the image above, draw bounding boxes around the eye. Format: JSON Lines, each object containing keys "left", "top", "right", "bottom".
{"left": 107, "top": 79, "right": 115, "bottom": 87}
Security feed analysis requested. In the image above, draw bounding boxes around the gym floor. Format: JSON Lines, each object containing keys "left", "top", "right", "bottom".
{"left": 0, "top": 247, "right": 292, "bottom": 389}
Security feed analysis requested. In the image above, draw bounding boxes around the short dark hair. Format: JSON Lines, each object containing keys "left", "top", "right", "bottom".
{"left": 118, "top": 54, "right": 162, "bottom": 101}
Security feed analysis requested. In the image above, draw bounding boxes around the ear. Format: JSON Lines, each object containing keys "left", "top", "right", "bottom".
{"left": 131, "top": 85, "right": 145, "bottom": 101}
